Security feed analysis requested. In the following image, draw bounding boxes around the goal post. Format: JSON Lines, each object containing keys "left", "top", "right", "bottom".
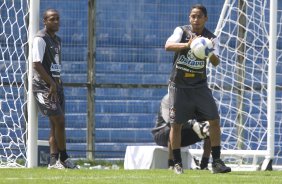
{"left": 27, "top": 0, "right": 40, "bottom": 168}
{"left": 266, "top": 0, "right": 277, "bottom": 163}
{"left": 0, "top": 0, "right": 40, "bottom": 168}
{"left": 190, "top": 0, "right": 280, "bottom": 170}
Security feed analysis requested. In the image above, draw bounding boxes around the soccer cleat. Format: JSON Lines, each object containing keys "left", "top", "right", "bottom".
{"left": 200, "top": 163, "right": 209, "bottom": 170}
{"left": 200, "top": 166, "right": 209, "bottom": 170}
{"left": 62, "top": 158, "right": 79, "bottom": 169}
{"left": 196, "top": 166, "right": 209, "bottom": 170}
{"left": 48, "top": 160, "right": 65, "bottom": 169}
{"left": 168, "top": 159, "right": 174, "bottom": 170}
{"left": 192, "top": 121, "right": 210, "bottom": 139}
{"left": 168, "top": 166, "right": 174, "bottom": 170}
{"left": 212, "top": 159, "right": 231, "bottom": 174}
{"left": 174, "top": 164, "right": 184, "bottom": 174}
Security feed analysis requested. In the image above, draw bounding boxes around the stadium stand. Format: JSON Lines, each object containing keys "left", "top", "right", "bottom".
{"left": 2, "top": 0, "right": 282, "bottom": 163}
{"left": 36, "top": 0, "right": 280, "bottom": 160}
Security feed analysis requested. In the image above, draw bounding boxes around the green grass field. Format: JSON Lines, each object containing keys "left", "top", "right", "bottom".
{"left": 0, "top": 168, "right": 281, "bottom": 184}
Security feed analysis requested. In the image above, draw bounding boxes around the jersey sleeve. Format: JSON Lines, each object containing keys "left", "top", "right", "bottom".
{"left": 166, "top": 27, "right": 183, "bottom": 43}
{"left": 32, "top": 37, "right": 46, "bottom": 63}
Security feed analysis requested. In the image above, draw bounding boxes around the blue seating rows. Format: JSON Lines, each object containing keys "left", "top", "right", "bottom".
{"left": 1, "top": 0, "right": 282, "bottom": 161}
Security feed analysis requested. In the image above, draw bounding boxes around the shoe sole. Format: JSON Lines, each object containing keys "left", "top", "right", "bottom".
{"left": 174, "top": 169, "right": 184, "bottom": 174}
{"left": 47, "top": 166, "right": 65, "bottom": 169}
{"left": 174, "top": 171, "right": 184, "bottom": 174}
{"left": 212, "top": 168, "right": 231, "bottom": 174}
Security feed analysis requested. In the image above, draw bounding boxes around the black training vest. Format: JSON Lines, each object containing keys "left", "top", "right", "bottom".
{"left": 169, "top": 25, "right": 216, "bottom": 88}
{"left": 33, "top": 29, "right": 62, "bottom": 91}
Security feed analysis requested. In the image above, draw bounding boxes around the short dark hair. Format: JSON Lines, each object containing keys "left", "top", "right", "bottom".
{"left": 190, "top": 4, "right": 207, "bottom": 17}
{"left": 43, "top": 8, "right": 59, "bottom": 20}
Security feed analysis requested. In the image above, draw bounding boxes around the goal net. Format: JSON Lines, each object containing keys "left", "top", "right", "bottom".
{"left": 191, "top": 0, "right": 282, "bottom": 170}
{"left": 0, "top": 0, "right": 29, "bottom": 167}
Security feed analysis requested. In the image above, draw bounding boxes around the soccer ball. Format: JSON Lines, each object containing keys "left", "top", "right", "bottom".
{"left": 190, "top": 37, "right": 214, "bottom": 59}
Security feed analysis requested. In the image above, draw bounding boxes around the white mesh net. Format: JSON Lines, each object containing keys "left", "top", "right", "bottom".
{"left": 190, "top": 0, "right": 282, "bottom": 169}
{"left": 0, "top": 0, "right": 29, "bottom": 167}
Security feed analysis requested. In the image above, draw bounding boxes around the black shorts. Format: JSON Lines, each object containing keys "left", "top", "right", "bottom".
{"left": 153, "top": 126, "right": 170, "bottom": 147}
{"left": 168, "top": 83, "right": 219, "bottom": 124}
{"left": 153, "top": 126, "right": 201, "bottom": 147}
{"left": 33, "top": 85, "right": 65, "bottom": 117}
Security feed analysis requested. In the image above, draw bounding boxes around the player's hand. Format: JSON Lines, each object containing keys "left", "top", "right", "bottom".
{"left": 209, "top": 38, "right": 215, "bottom": 46}
{"left": 187, "top": 35, "right": 200, "bottom": 48}
{"left": 48, "top": 81, "right": 58, "bottom": 102}
{"left": 207, "top": 38, "right": 215, "bottom": 58}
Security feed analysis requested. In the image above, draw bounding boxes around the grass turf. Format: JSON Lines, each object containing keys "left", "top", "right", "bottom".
{"left": 0, "top": 168, "right": 281, "bottom": 184}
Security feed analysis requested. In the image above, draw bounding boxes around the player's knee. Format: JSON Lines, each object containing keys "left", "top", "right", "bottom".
{"left": 49, "top": 136, "right": 56, "bottom": 145}
{"left": 171, "top": 123, "right": 182, "bottom": 130}
{"left": 50, "top": 115, "right": 65, "bottom": 129}
{"left": 208, "top": 119, "right": 220, "bottom": 126}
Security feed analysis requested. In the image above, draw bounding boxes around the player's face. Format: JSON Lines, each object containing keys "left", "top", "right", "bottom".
{"left": 44, "top": 11, "right": 60, "bottom": 33}
{"left": 189, "top": 8, "right": 207, "bottom": 32}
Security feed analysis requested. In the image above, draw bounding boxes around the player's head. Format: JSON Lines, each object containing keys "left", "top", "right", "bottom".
{"left": 43, "top": 8, "right": 60, "bottom": 33}
{"left": 189, "top": 4, "right": 208, "bottom": 32}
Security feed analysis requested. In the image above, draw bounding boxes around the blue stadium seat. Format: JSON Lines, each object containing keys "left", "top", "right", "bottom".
{"left": 95, "top": 114, "right": 156, "bottom": 128}
{"left": 95, "top": 62, "right": 171, "bottom": 74}
{"left": 62, "top": 47, "right": 87, "bottom": 61}
{"left": 95, "top": 88, "right": 167, "bottom": 100}
{"left": 95, "top": 100, "right": 160, "bottom": 113}
{"left": 95, "top": 129, "right": 153, "bottom": 143}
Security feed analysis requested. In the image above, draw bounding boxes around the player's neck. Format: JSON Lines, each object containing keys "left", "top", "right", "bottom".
{"left": 46, "top": 29, "right": 56, "bottom": 38}
{"left": 192, "top": 27, "right": 205, "bottom": 35}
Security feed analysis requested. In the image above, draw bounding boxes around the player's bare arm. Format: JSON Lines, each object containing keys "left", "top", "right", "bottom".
{"left": 165, "top": 41, "right": 191, "bottom": 52}
{"left": 165, "top": 27, "right": 195, "bottom": 52}
{"left": 209, "top": 54, "right": 219, "bottom": 66}
{"left": 208, "top": 38, "right": 220, "bottom": 66}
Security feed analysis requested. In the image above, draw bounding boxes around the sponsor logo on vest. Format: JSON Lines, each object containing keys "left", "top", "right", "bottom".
{"left": 176, "top": 50, "right": 205, "bottom": 72}
{"left": 50, "top": 63, "right": 61, "bottom": 73}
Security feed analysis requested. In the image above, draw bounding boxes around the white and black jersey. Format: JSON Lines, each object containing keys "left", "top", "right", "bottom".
{"left": 32, "top": 28, "right": 64, "bottom": 116}
{"left": 32, "top": 28, "right": 62, "bottom": 92}
{"left": 167, "top": 25, "right": 218, "bottom": 88}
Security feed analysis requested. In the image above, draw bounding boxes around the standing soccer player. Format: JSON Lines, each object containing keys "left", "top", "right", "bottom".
{"left": 32, "top": 9, "right": 77, "bottom": 169}
{"left": 164, "top": 4, "right": 231, "bottom": 174}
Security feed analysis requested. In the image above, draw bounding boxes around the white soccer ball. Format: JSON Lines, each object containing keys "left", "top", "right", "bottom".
{"left": 190, "top": 37, "right": 214, "bottom": 60}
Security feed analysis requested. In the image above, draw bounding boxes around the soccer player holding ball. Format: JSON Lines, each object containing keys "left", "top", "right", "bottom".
{"left": 164, "top": 4, "right": 231, "bottom": 174}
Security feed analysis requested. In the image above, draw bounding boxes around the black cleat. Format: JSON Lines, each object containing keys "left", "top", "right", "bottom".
{"left": 212, "top": 159, "right": 231, "bottom": 174}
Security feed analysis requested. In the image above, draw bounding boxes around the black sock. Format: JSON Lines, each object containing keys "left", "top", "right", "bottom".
{"left": 59, "top": 150, "right": 69, "bottom": 162}
{"left": 200, "top": 157, "right": 209, "bottom": 169}
{"left": 172, "top": 149, "right": 182, "bottom": 166}
{"left": 211, "top": 146, "right": 221, "bottom": 161}
{"left": 50, "top": 153, "right": 59, "bottom": 165}
{"left": 168, "top": 159, "right": 174, "bottom": 167}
